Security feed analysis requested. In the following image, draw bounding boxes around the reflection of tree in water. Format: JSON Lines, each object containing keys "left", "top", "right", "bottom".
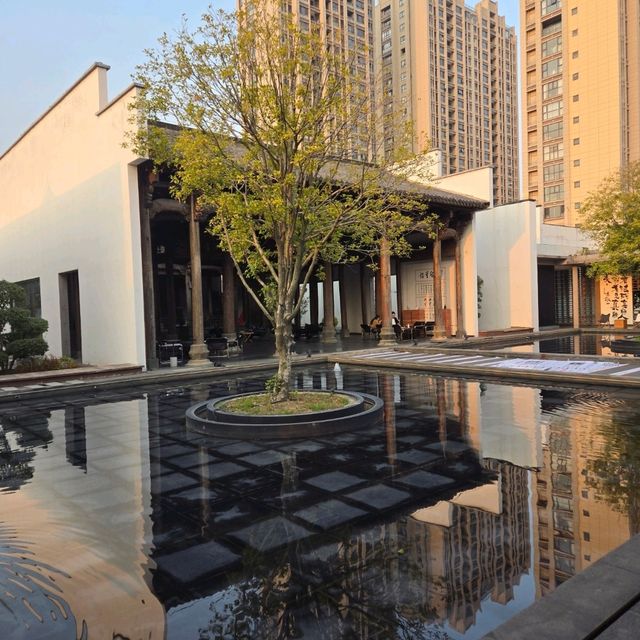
{"left": 197, "top": 462, "right": 528, "bottom": 640}
{"left": 0, "top": 524, "right": 85, "bottom": 639}
{"left": 586, "top": 408, "right": 640, "bottom": 535}
{"left": 0, "top": 412, "right": 52, "bottom": 492}
{"left": 200, "top": 539, "right": 445, "bottom": 640}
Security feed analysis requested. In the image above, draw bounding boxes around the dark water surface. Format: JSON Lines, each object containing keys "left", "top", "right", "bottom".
{"left": 494, "top": 332, "right": 636, "bottom": 358}
{"left": 1, "top": 366, "right": 639, "bottom": 639}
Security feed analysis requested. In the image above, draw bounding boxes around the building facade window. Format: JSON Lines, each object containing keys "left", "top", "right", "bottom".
{"left": 544, "top": 183, "right": 564, "bottom": 201}
{"left": 543, "top": 121, "right": 563, "bottom": 140}
{"left": 544, "top": 204, "right": 565, "bottom": 219}
{"left": 543, "top": 78, "right": 563, "bottom": 99}
{"left": 541, "top": 35, "right": 562, "bottom": 57}
{"left": 544, "top": 162, "right": 564, "bottom": 181}
{"left": 541, "top": 0, "right": 562, "bottom": 17}
{"left": 544, "top": 142, "right": 564, "bottom": 160}
{"left": 542, "top": 99, "right": 563, "bottom": 120}
{"left": 542, "top": 57, "right": 563, "bottom": 78}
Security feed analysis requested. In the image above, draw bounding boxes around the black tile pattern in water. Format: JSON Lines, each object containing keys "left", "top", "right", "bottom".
{"left": 0, "top": 365, "right": 559, "bottom": 639}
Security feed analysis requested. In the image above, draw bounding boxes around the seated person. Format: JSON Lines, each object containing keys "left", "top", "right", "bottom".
{"left": 391, "top": 312, "right": 402, "bottom": 338}
{"left": 369, "top": 314, "right": 382, "bottom": 337}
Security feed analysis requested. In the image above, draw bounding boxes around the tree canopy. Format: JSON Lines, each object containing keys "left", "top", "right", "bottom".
{"left": 581, "top": 160, "right": 640, "bottom": 276}
{"left": 131, "top": 1, "right": 437, "bottom": 398}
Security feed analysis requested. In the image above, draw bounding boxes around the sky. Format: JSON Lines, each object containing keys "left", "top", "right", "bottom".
{"left": 0, "top": 0, "right": 520, "bottom": 154}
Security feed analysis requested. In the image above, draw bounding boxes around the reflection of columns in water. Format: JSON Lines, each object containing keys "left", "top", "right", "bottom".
{"left": 332, "top": 363, "right": 344, "bottom": 391}
{"left": 280, "top": 452, "right": 298, "bottom": 503}
{"left": 457, "top": 380, "right": 469, "bottom": 439}
{"left": 64, "top": 406, "right": 87, "bottom": 471}
{"left": 200, "top": 445, "right": 211, "bottom": 524}
{"left": 380, "top": 374, "right": 397, "bottom": 468}
{"left": 436, "top": 378, "right": 447, "bottom": 450}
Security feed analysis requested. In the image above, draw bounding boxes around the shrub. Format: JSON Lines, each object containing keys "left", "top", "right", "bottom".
{"left": 0, "top": 280, "right": 49, "bottom": 372}
{"left": 14, "top": 355, "right": 78, "bottom": 374}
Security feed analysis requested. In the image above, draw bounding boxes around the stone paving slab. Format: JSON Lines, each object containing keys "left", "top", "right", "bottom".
{"left": 482, "top": 535, "right": 640, "bottom": 640}
{"left": 155, "top": 540, "right": 240, "bottom": 583}
{"left": 595, "top": 601, "right": 640, "bottom": 639}
{"left": 331, "top": 348, "right": 640, "bottom": 390}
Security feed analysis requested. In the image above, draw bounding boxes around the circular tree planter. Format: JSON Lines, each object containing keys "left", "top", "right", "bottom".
{"left": 186, "top": 390, "right": 383, "bottom": 439}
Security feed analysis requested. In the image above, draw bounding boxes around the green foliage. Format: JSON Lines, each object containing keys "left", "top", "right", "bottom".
{"left": 14, "top": 355, "right": 77, "bottom": 374}
{"left": 582, "top": 161, "right": 640, "bottom": 276}
{"left": 0, "top": 281, "right": 49, "bottom": 372}
{"left": 130, "top": 1, "right": 439, "bottom": 395}
{"left": 265, "top": 373, "right": 286, "bottom": 399}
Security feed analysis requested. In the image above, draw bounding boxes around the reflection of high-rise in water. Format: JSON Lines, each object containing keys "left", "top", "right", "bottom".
{"left": 533, "top": 391, "right": 631, "bottom": 597}
{"left": 339, "top": 460, "right": 530, "bottom": 635}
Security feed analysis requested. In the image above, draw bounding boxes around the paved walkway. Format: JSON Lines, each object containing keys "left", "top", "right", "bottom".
{"left": 4, "top": 332, "right": 640, "bottom": 401}
{"left": 483, "top": 534, "right": 640, "bottom": 640}
{"left": 330, "top": 347, "right": 640, "bottom": 389}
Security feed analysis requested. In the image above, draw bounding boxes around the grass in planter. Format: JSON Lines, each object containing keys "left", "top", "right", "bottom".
{"left": 219, "top": 392, "right": 353, "bottom": 416}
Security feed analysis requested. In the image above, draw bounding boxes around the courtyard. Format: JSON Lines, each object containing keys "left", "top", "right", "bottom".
{"left": 2, "top": 352, "right": 640, "bottom": 639}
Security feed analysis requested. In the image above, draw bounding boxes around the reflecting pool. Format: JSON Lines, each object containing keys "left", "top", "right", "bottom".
{"left": 1, "top": 366, "right": 640, "bottom": 639}
{"left": 493, "top": 332, "right": 636, "bottom": 358}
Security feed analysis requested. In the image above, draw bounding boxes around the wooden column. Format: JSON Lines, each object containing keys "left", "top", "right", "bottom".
{"left": 338, "top": 264, "right": 350, "bottom": 338}
{"left": 455, "top": 232, "right": 465, "bottom": 338}
{"left": 378, "top": 236, "right": 396, "bottom": 345}
{"left": 322, "top": 262, "right": 337, "bottom": 343}
{"left": 140, "top": 197, "right": 158, "bottom": 369}
{"left": 571, "top": 266, "right": 581, "bottom": 328}
{"left": 165, "top": 255, "right": 177, "bottom": 340}
{"left": 395, "top": 258, "right": 403, "bottom": 322}
{"left": 360, "top": 263, "right": 370, "bottom": 325}
{"left": 309, "top": 278, "right": 319, "bottom": 326}
{"left": 187, "top": 195, "right": 210, "bottom": 367}
{"left": 433, "top": 233, "right": 446, "bottom": 339}
{"left": 222, "top": 253, "right": 236, "bottom": 339}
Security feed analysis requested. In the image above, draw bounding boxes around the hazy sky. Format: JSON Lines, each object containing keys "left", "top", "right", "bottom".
{"left": 0, "top": 0, "right": 520, "bottom": 153}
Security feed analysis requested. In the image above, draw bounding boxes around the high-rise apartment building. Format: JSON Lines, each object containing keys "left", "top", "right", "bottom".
{"left": 375, "top": 0, "right": 519, "bottom": 205}
{"left": 251, "top": 0, "right": 376, "bottom": 161}
{"left": 521, "top": 0, "right": 640, "bottom": 226}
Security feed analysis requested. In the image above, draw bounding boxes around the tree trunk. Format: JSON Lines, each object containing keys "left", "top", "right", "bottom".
{"left": 273, "top": 302, "right": 294, "bottom": 402}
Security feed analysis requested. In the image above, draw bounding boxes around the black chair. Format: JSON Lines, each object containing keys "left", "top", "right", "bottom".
{"left": 599, "top": 313, "right": 611, "bottom": 328}
{"left": 361, "top": 323, "right": 373, "bottom": 338}
{"left": 412, "top": 322, "right": 426, "bottom": 339}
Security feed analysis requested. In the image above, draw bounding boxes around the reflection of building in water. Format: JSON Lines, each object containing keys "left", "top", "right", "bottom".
{"left": 0, "top": 397, "right": 163, "bottom": 638}
{"left": 532, "top": 392, "right": 630, "bottom": 597}
{"left": 340, "top": 461, "right": 530, "bottom": 635}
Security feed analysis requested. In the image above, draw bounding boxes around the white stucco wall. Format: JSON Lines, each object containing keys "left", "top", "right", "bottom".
{"left": 536, "top": 206, "right": 597, "bottom": 258}
{"left": 475, "top": 201, "right": 539, "bottom": 332}
{"left": 435, "top": 166, "right": 495, "bottom": 208}
{"left": 0, "top": 64, "right": 145, "bottom": 366}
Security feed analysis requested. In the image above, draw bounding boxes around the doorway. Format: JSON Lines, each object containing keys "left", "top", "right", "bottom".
{"left": 59, "top": 270, "right": 82, "bottom": 361}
